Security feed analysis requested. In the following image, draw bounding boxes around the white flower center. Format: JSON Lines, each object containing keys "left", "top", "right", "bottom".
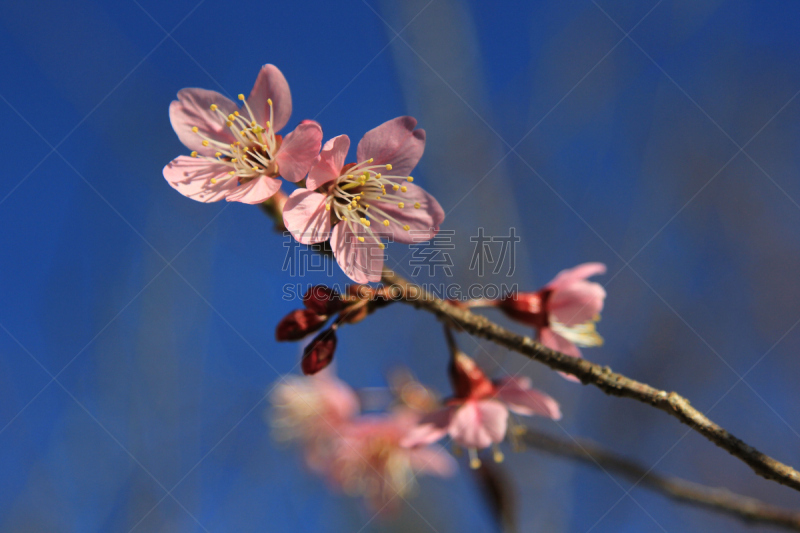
{"left": 189, "top": 95, "right": 281, "bottom": 184}
{"left": 325, "top": 160, "right": 419, "bottom": 250}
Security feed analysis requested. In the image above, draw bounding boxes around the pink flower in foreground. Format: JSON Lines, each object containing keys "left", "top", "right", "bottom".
{"left": 474, "top": 262, "right": 606, "bottom": 381}
{"left": 402, "top": 352, "right": 560, "bottom": 468}
{"left": 329, "top": 411, "right": 456, "bottom": 513}
{"left": 164, "top": 64, "right": 322, "bottom": 204}
{"left": 283, "top": 117, "right": 445, "bottom": 283}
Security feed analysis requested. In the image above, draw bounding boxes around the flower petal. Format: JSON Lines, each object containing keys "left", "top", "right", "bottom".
{"left": 400, "top": 407, "right": 454, "bottom": 447}
{"left": 493, "top": 377, "right": 562, "bottom": 419}
{"left": 408, "top": 444, "right": 458, "bottom": 477}
{"left": 546, "top": 262, "right": 607, "bottom": 291}
{"left": 448, "top": 400, "right": 508, "bottom": 449}
{"left": 356, "top": 116, "right": 425, "bottom": 177}
{"left": 539, "top": 328, "right": 582, "bottom": 382}
{"left": 163, "top": 156, "right": 237, "bottom": 203}
{"left": 307, "top": 135, "right": 350, "bottom": 191}
{"left": 275, "top": 121, "right": 323, "bottom": 183}
{"left": 169, "top": 89, "right": 237, "bottom": 156}
{"left": 330, "top": 221, "right": 384, "bottom": 283}
{"left": 374, "top": 183, "right": 444, "bottom": 244}
{"left": 283, "top": 189, "right": 332, "bottom": 244}
{"left": 549, "top": 280, "right": 606, "bottom": 326}
{"left": 225, "top": 176, "right": 282, "bottom": 204}
{"left": 247, "top": 64, "right": 292, "bottom": 132}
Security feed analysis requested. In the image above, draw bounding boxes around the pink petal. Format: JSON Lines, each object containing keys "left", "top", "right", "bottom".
{"left": 448, "top": 400, "right": 508, "bottom": 449}
{"left": 275, "top": 121, "right": 323, "bottom": 183}
{"left": 549, "top": 280, "right": 606, "bottom": 326}
{"left": 373, "top": 183, "right": 445, "bottom": 244}
{"left": 356, "top": 116, "right": 425, "bottom": 177}
{"left": 225, "top": 176, "right": 282, "bottom": 204}
{"left": 307, "top": 135, "right": 350, "bottom": 190}
{"left": 408, "top": 444, "right": 458, "bottom": 477}
{"left": 400, "top": 407, "right": 454, "bottom": 447}
{"left": 169, "top": 89, "right": 238, "bottom": 156}
{"left": 246, "top": 64, "right": 292, "bottom": 132}
{"left": 330, "top": 221, "right": 384, "bottom": 283}
{"left": 546, "top": 262, "right": 607, "bottom": 291}
{"left": 493, "top": 378, "right": 562, "bottom": 419}
{"left": 539, "top": 328, "right": 582, "bottom": 382}
{"left": 283, "top": 189, "right": 332, "bottom": 244}
{"left": 163, "top": 156, "right": 237, "bottom": 203}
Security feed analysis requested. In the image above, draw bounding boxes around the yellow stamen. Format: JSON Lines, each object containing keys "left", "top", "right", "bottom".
{"left": 383, "top": 220, "right": 390, "bottom": 226}
{"left": 407, "top": 176, "right": 414, "bottom": 182}
{"left": 414, "top": 202, "right": 421, "bottom": 209}
{"left": 201, "top": 140, "right": 209, "bottom": 147}
{"left": 267, "top": 98, "right": 273, "bottom": 106}
{"left": 392, "top": 185, "right": 400, "bottom": 191}
{"left": 378, "top": 243, "right": 385, "bottom": 249}
{"left": 358, "top": 236, "right": 365, "bottom": 242}
{"left": 403, "top": 225, "right": 410, "bottom": 231}
{"left": 398, "top": 202, "right": 405, "bottom": 208}
{"left": 209, "top": 104, "right": 218, "bottom": 111}
{"left": 238, "top": 94, "right": 245, "bottom": 100}
{"left": 190, "top": 151, "right": 198, "bottom": 157}
{"left": 191, "top": 126, "right": 199, "bottom": 133}
{"left": 385, "top": 164, "right": 392, "bottom": 171}
{"left": 401, "top": 186, "right": 407, "bottom": 192}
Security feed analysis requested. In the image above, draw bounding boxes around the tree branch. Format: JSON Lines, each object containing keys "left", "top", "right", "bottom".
{"left": 259, "top": 200, "right": 800, "bottom": 494}
{"left": 520, "top": 428, "right": 800, "bottom": 530}
{"left": 380, "top": 269, "right": 800, "bottom": 493}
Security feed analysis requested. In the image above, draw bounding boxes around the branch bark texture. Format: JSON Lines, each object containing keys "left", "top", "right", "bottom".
{"left": 380, "top": 269, "right": 800, "bottom": 493}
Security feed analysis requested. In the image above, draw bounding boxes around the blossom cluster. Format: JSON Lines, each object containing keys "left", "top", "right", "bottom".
{"left": 164, "top": 63, "right": 609, "bottom": 515}
{"left": 164, "top": 64, "right": 443, "bottom": 283}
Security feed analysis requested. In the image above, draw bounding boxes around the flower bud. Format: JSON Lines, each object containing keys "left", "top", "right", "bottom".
{"left": 303, "top": 285, "right": 345, "bottom": 315}
{"left": 496, "top": 290, "right": 549, "bottom": 329}
{"left": 301, "top": 329, "right": 337, "bottom": 375}
{"left": 449, "top": 352, "right": 494, "bottom": 400}
{"left": 276, "top": 309, "right": 327, "bottom": 341}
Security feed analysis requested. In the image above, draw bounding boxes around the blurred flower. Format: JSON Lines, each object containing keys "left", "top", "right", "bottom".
{"left": 329, "top": 411, "right": 456, "bottom": 513}
{"left": 270, "top": 371, "right": 456, "bottom": 514}
{"left": 283, "top": 117, "right": 445, "bottom": 283}
{"left": 163, "top": 64, "right": 322, "bottom": 204}
{"left": 477, "top": 262, "right": 606, "bottom": 381}
{"left": 402, "top": 352, "right": 560, "bottom": 468}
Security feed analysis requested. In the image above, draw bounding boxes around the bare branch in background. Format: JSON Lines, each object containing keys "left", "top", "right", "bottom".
{"left": 521, "top": 428, "right": 800, "bottom": 531}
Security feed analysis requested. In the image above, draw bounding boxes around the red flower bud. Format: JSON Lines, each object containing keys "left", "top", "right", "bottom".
{"left": 301, "top": 329, "right": 337, "bottom": 375}
{"left": 449, "top": 352, "right": 494, "bottom": 400}
{"left": 496, "top": 290, "right": 550, "bottom": 329}
{"left": 303, "top": 285, "right": 345, "bottom": 315}
{"left": 275, "top": 309, "right": 327, "bottom": 341}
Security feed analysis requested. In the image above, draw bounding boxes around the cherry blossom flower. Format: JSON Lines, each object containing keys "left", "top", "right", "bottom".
{"left": 282, "top": 117, "right": 445, "bottom": 283}
{"left": 473, "top": 262, "right": 607, "bottom": 381}
{"left": 164, "top": 64, "right": 322, "bottom": 204}
{"left": 270, "top": 371, "right": 455, "bottom": 513}
{"left": 328, "top": 410, "right": 456, "bottom": 513}
{"left": 401, "top": 352, "right": 561, "bottom": 468}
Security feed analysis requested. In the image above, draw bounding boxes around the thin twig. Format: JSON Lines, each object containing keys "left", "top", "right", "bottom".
{"left": 379, "top": 269, "right": 800, "bottom": 493}
{"left": 521, "top": 428, "right": 800, "bottom": 530}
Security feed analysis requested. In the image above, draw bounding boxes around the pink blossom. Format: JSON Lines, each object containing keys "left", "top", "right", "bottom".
{"left": 402, "top": 352, "right": 560, "bottom": 467}
{"left": 283, "top": 117, "right": 445, "bottom": 283}
{"left": 491, "top": 262, "right": 606, "bottom": 381}
{"left": 270, "top": 371, "right": 455, "bottom": 513}
{"left": 328, "top": 410, "right": 456, "bottom": 513}
{"left": 164, "top": 64, "right": 322, "bottom": 204}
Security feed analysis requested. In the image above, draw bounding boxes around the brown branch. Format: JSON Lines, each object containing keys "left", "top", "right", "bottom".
{"left": 258, "top": 200, "right": 800, "bottom": 494}
{"left": 520, "top": 428, "right": 800, "bottom": 530}
{"left": 379, "top": 269, "right": 800, "bottom": 493}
